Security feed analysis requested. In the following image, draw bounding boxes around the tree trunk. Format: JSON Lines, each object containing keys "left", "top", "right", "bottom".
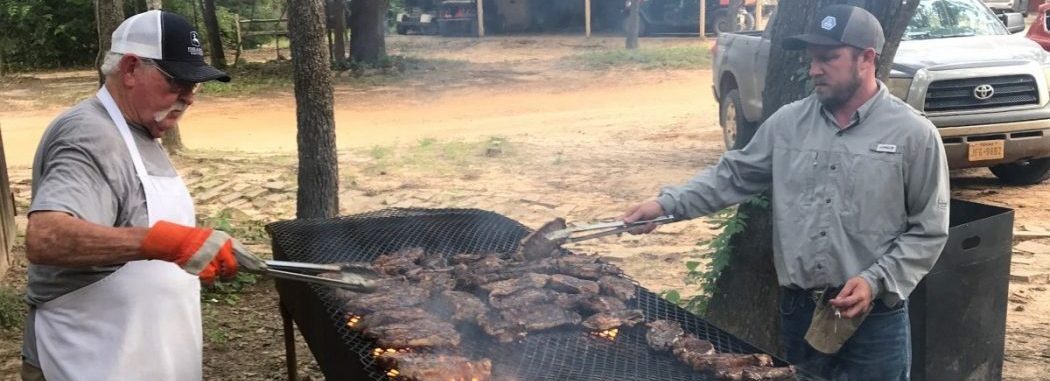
{"left": 625, "top": 0, "right": 640, "bottom": 49}
{"left": 202, "top": 0, "right": 227, "bottom": 69}
{"left": 95, "top": 0, "right": 125, "bottom": 86}
{"left": 703, "top": 0, "right": 920, "bottom": 356}
{"left": 329, "top": 0, "right": 349, "bottom": 67}
{"left": 146, "top": 0, "right": 162, "bottom": 10}
{"left": 289, "top": 0, "right": 339, "bottom": 219}
{"left": 350, "top": 0, "right": 388, "bottom": 64}
{"left": 727, "top": 0, "right": 743, "bottom": 33}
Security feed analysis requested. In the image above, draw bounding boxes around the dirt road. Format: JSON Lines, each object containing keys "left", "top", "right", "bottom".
{"left": 1, "top": 35, "right": 1048, "bottom": 380}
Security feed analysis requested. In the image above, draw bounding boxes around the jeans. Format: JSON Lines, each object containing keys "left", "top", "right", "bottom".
{"left": 779, "top": 287, "right": 911, "bottom": 381}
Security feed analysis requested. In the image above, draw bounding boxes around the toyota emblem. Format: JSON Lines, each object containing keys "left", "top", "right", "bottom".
{"left": 973, "top": 84, "right": 995, "bottom": 100}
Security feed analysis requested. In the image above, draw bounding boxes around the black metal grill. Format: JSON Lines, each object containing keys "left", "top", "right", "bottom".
{"left": 924, "top": 75, "right": 1039, "bottom": 112}
{"left": 266, "top": 208, "right": 816, "bottom": 381}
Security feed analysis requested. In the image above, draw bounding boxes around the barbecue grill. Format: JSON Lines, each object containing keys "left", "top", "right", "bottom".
{"left": 268, "top": 208, "right": 816, "bottom": 381}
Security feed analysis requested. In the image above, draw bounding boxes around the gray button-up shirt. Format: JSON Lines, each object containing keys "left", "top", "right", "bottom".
{"left": 656, "top": 83, "right": 949, "bottom": 306}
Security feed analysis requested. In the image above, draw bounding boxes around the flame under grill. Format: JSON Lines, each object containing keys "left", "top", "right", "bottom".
{"left": 267, "top": 208, "right": 815, "bottom": 381}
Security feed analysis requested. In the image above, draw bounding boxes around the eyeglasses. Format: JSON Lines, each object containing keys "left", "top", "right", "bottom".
{"left": 141, "top": 59, "right": 202, "bottom": 95}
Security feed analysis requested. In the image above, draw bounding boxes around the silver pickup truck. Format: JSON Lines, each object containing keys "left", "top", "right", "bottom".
{"left": 712, "top": 0, "right": 1050, "bottom": 184}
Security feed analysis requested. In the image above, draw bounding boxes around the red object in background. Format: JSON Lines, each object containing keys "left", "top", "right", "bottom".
{"left": 1026, "top": 3, "right": 1050, "bottom": 51}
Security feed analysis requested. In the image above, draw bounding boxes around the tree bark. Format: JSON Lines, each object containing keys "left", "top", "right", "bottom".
{"left": 146, "top": 0, "right": 162, "bottom": 10}
{"left": 625, "top": 0, "right": 640, "bottom": 49}
{"left": 703, "top": 0, "right": 920, "bottom": 356}
{"left": 289, "top": 0, "right": 339, "bottom": 219}
{"left": 727, "top": 0, "right": 744, "bottom": 33}
{"left": 95, "top": 0, "right": 125, "bottom": 86}
{"left": 202, "top": 0, "right": 227, "bottom": 69}
{"left": 350, "top": 0, "right": 388, "bottom": 64}
{"left": 329, "top": 0, "right": 349, "bottom": 67}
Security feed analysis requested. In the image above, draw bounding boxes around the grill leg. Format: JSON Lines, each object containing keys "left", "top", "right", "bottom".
{"left": 280, "top": 301, "right": 298, "bottom": 381}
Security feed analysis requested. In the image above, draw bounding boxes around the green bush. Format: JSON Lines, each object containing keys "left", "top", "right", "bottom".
{"left": 0, "top": 286, "right": 26, "bottom": 330}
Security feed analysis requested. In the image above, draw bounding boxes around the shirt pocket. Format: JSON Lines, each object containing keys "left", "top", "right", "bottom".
{"left": 773, "top": 146, "right": 818, "bottom": 209}
{"left": 844, "top": 152, "right": 907, "bottom": 235}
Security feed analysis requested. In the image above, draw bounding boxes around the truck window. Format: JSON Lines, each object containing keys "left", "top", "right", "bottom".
{"left": 904, "top": 0, "right": 1008, "bottom": 40}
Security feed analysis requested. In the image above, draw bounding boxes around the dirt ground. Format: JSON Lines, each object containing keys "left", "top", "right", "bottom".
{"left": 1, "top": 35, "right": 1049, "bottom": 380}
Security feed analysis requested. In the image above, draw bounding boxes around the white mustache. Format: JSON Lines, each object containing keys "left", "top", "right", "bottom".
{"left": 153, "top": 101, "right": 188, "bottom": 122}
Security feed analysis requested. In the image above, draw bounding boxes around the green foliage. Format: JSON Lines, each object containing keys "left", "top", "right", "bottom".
{"left": 0, "top": 0, "right": 98, "bottom": 71}
{"left": 0, "top": 286, "right": 26, "bottom": 330}
{"left": 568, "top": 46, "right": 713, "bottom": 71}
{"left": 674, "top": 195, "right": 769, "bottom": 315}
{"left": 201, "top": 272, "right": 258, "bottom": 306}
{"left": 200, "top": 60, "right": 294, "bottom": 96}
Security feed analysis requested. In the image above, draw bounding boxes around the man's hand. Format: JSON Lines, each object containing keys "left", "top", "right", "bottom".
{"left": 621, "top": 199, "right": 666, "bottom": 234}
{"left": 829, "top": 276, "right": 873, "bottom": 318}
{"left": 140, "top": 221, "right": 239, "bottom": 284}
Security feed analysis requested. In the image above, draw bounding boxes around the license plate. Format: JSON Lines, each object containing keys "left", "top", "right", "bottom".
{"left": 968, "top": 140, "right": 1005, "bottom": 162}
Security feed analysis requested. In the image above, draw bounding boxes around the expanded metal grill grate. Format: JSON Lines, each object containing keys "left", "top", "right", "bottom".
{"left": 266, "top": 208, "right": 816, "bottom": 381}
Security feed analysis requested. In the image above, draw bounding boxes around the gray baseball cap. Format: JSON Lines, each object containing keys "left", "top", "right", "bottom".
{"left": 783, "top": 5, "right": 885, "bottom": 55}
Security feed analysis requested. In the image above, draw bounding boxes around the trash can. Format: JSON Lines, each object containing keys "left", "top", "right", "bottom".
{"left": 909, "top": 199, "right": 1014, "bottom": 381}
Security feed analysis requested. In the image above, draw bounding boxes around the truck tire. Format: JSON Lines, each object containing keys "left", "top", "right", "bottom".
{"left": 719, "top": 89, "right": 757, "bottom": 150}
{"left": 990, "top": 158, "right": 1050, "bottom": 185}
{"left": 713, "top": 9, "right": 756, "bottom": 35}
{"left": 396, "top": 25, "right": 408, "bottom": 35}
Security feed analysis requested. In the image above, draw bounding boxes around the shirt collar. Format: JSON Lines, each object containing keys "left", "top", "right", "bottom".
{"left": 819, "top": 81, "right": 887, "bottom": 130}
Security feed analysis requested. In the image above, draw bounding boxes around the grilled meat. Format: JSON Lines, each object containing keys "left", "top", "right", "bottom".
{"left": 577, "top": 295, "right": 628, "bottom": 314}
{"left": 553, "top": 293, "right": 587, "bottom": 310}
{"left": 581, "top": 309, "right": 644, "bottom": 331}
{"left": 500, "top": 304, "right": 582, "bottom": 332}
{"left": 373, "top": 247, "right": 425, "bottom": 275}
{"left": 376, "top": 352, "right": 492, "bottom": 381}
{"left": 489, "top": 288, "right": 559, "bottom": 309}
{"left": 478, "top": 312, "right": 527, "bottom": 343}
{"left": 409, "top": 270, "right": 456, "bottom": 292}
{"left": 357, "top": 307, "right": 434, "bottom": 330}
{"left": 364, "top": 320, "right": 461, "bottom": 349}
{"left": 646, "top": 320, "right": 685, "bottom": 352}
{"left": 547, "top": 274, "right": 600, "bottom": 295}
{"left": 555, "top": 262, "right": 622, "bottom": 280}
{"left": 715, "top": 366, "right": 797, "bottom": 381}
{"left": 449, "top": 253, "right": 485, "bottom": 265}
{"left": 516, "top": 218, "right": 567, "bottom": 261}
{"left": 418, "top": 250, "right": 449, "bottom": 270}
{"left": 481, "top": 273, "right": 551, "bottom": 297}
{"left": 438, "top": 290, "right": 490, "bottom": 324}
{"left": 341, "top": 282, "right": 430, "bottom": 314}
{"left": 671, "top": 334, "right": 717, "bottom": 359}
{"left": 677, "top": 353, "right": 774, "bottom": 373}
{"left": 598, "top": 275, "right": 636, "bottom": 300}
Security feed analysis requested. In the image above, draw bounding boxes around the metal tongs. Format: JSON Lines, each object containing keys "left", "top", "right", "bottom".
{"left": 231, "top": 241, "right": 378, "bottom": 293}
{"left": 544, "top": 215, "right": 678, "bottom": 243}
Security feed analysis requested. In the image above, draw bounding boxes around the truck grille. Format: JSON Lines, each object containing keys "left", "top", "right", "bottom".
{"left": 924, "top": 75, "right": 1039, "bottom": 112}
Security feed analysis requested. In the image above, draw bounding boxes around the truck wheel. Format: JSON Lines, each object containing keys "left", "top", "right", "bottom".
{"left": 719, "top": 89, "right": 757, "bottom": 150}
{"left": 990, "top": 158, "right": 1050, "bottom": 185}
{"left": 396, "top": 25, "right": 408, "bottom": 35}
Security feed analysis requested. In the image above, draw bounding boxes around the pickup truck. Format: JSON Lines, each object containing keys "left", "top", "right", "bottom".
{"left": 712, "top": 0, "right": 1050, "bottom": 184}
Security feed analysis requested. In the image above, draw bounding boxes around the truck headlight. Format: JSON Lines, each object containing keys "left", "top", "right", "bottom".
{"left": 887, "top": 77, "right": 912, "bottom": 101}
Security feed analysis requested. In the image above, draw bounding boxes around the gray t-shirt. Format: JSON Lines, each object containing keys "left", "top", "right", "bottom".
{"left": 23, "top": 96, "right": 178, "bottom": 365}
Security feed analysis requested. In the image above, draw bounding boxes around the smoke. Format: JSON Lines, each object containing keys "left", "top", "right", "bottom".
{"left": 154, "top": 100, "right": 188, "bottom": 123}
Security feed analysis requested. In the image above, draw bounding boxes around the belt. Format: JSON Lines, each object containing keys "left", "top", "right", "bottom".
{"left": 781, "top": 286, "right": 904, "bottom": 313}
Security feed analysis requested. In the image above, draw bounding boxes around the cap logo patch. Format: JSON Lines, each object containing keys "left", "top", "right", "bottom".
{"left": 821, "top": 16, "right": 837, "bottom": 31}
{"left": 187, "top": 31, "right": 204, "bottom": 56}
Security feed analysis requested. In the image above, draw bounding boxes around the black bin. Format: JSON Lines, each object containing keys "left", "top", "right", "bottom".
{"left": 908, "top": 199, "right": 1013, "bottom": 381}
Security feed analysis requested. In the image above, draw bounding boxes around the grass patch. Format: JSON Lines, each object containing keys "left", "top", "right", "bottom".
{"left": 567, "top": 45, "right": 712, "bottom": 70}
{"left": 362, "top": 137, "right": 513, "bottom": 175}
{"left": 0, "top": 286, "right": 26, "bottom": 330}
{"left": 199, "top": 60, "right": 295, "bottom": 96}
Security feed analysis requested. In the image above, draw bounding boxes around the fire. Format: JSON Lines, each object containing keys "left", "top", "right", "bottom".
{"left": 346, "top": 314, "right": 361, "bottom": 328}
{"left": 372, "top": 347, "right": 410, "bottom": 357}
{"left": 593, "top": 328, "right": 619, "bottom": 341}
{"left": 386, "top": 368, "right": 400, "bottom": 377}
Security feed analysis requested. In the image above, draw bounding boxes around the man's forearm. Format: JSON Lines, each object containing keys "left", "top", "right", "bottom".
{"left": 26, "top": 211, "right": 149, "bottom": 267}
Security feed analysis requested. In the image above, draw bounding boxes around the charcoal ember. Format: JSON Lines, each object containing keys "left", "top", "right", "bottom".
{"left": 646, "top": 320, "right": 685, "bottom": 352}
{"left": 341, "top": 283, "right": 429, "bottom": 314}
{"left": 556, "top": 262, "right": 622, "bottom": 280}
{"left": 672, "top": 334, "right": 717, "bottom": 359}
{"left": 581, "top": 309, "right": 644, "bottom": 331}
{"left": 375, "top": 352, "right": 492, "bottom": 381}
{"left": 577, "top": 295, "right": 628, "bottom": 314}
{"left": 357, "top": 307, "right": 433, "bottom": 330}
{"left": 481, "top": 273, "right": 551, "bottom": 297}
{"left": 598, "top": 275, "right": 637, "bottom": 300}
{"left": 437, "top": 290, "right": 490, "bottom": 323}
{"left": 715, "top": 366, "right": 797, "bottom": 381}
{"left": 489, "top": 288, "right": 560, "bottom": 309}
{"left": 500, "top": 304, "right": 582, "bottom": 332}
{"left": 515, "top": 218, "right": 567, "bottom": 261}
{"left": 373, "top": 247, "right": 425, "bottom": 275}
{"left": 547, "top": 274, "right": 600, "bottom": 295}
{"left": 478, "top": 312, "right": 527, "bottom": 343}
{"left": 364, "top": 320, "right": 461, "bottom": 349}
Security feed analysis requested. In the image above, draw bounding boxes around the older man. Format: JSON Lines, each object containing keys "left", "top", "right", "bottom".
{"left": 623, "top": 5, "right": 949, "bottom": 380}
{"left": 22, "top": 10, "right": 244, "bottom": 381}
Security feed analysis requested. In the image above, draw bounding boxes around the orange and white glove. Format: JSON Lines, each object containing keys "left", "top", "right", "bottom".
{"left": 140, "top": 221, "right": 239, "bottom": 284}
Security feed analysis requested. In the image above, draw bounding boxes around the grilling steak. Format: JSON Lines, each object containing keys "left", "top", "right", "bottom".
{"left": 671, "top": 334, "right": 717, "bottom": 358}
{"left": 598, "top": 275, "right": 637, "bottom": 300}
{"left": 438, "top": 290, "right": 490, "bottom": 323}
{"left": 715, "top": 365, "right": 797, "bottom": 381}
{"left": 489, "top": 288, "right": 559, "bottom": 309}
{"left": 481, "top": 273, "right": 551, "bottom": 297}
{"left": 555, "top": 262, "right": 622, "bottom": 280}
{"left": 547, "top": 274, "right": 600, "bottom": 295}
{"left": 340, "top": 282, "right": 430, "bottom": 314}
{"left": 357, "top": 307, "right": 433, "bottom": 330}
{"left": 478, "top": 312, "right": 527, "bottom": 343}
{"left": 581, "top": 309, "right": 645, "bottom": 331}
{"left": 500, "top": 304, "right": 583, "bottom": 332}
{"left": 373, "top": 247, "right": 425, "bottom": 275}
{"left": 577, "top": 295, "right": 628, "bottom": 314}
{"left": 364, "top": 320, "right": 461, "bottom": 349}
{"left": 515, "top": 218, "right": 566, "bottom": 261}
{"left": 376, "top": 352, "right": 492, "bottom": 381}
{"left": 646, "top": 320, "right": 685, "bottom": 352}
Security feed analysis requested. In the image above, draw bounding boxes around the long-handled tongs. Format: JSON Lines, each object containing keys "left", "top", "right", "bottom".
{"left": 231, "top": 241, "right": 378, "bottom": 292}
{"left": 544, "top": 215, "right": 678, "bottom": 243}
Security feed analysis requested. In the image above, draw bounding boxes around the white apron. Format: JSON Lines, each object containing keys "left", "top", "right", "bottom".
{"left": 34, "top": 87, "right": 203, "bottom": 381}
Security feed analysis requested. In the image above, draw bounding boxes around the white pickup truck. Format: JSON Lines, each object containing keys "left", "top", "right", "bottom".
{"left": 712, "top": 0, "right": 1050, "bottom": 184}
